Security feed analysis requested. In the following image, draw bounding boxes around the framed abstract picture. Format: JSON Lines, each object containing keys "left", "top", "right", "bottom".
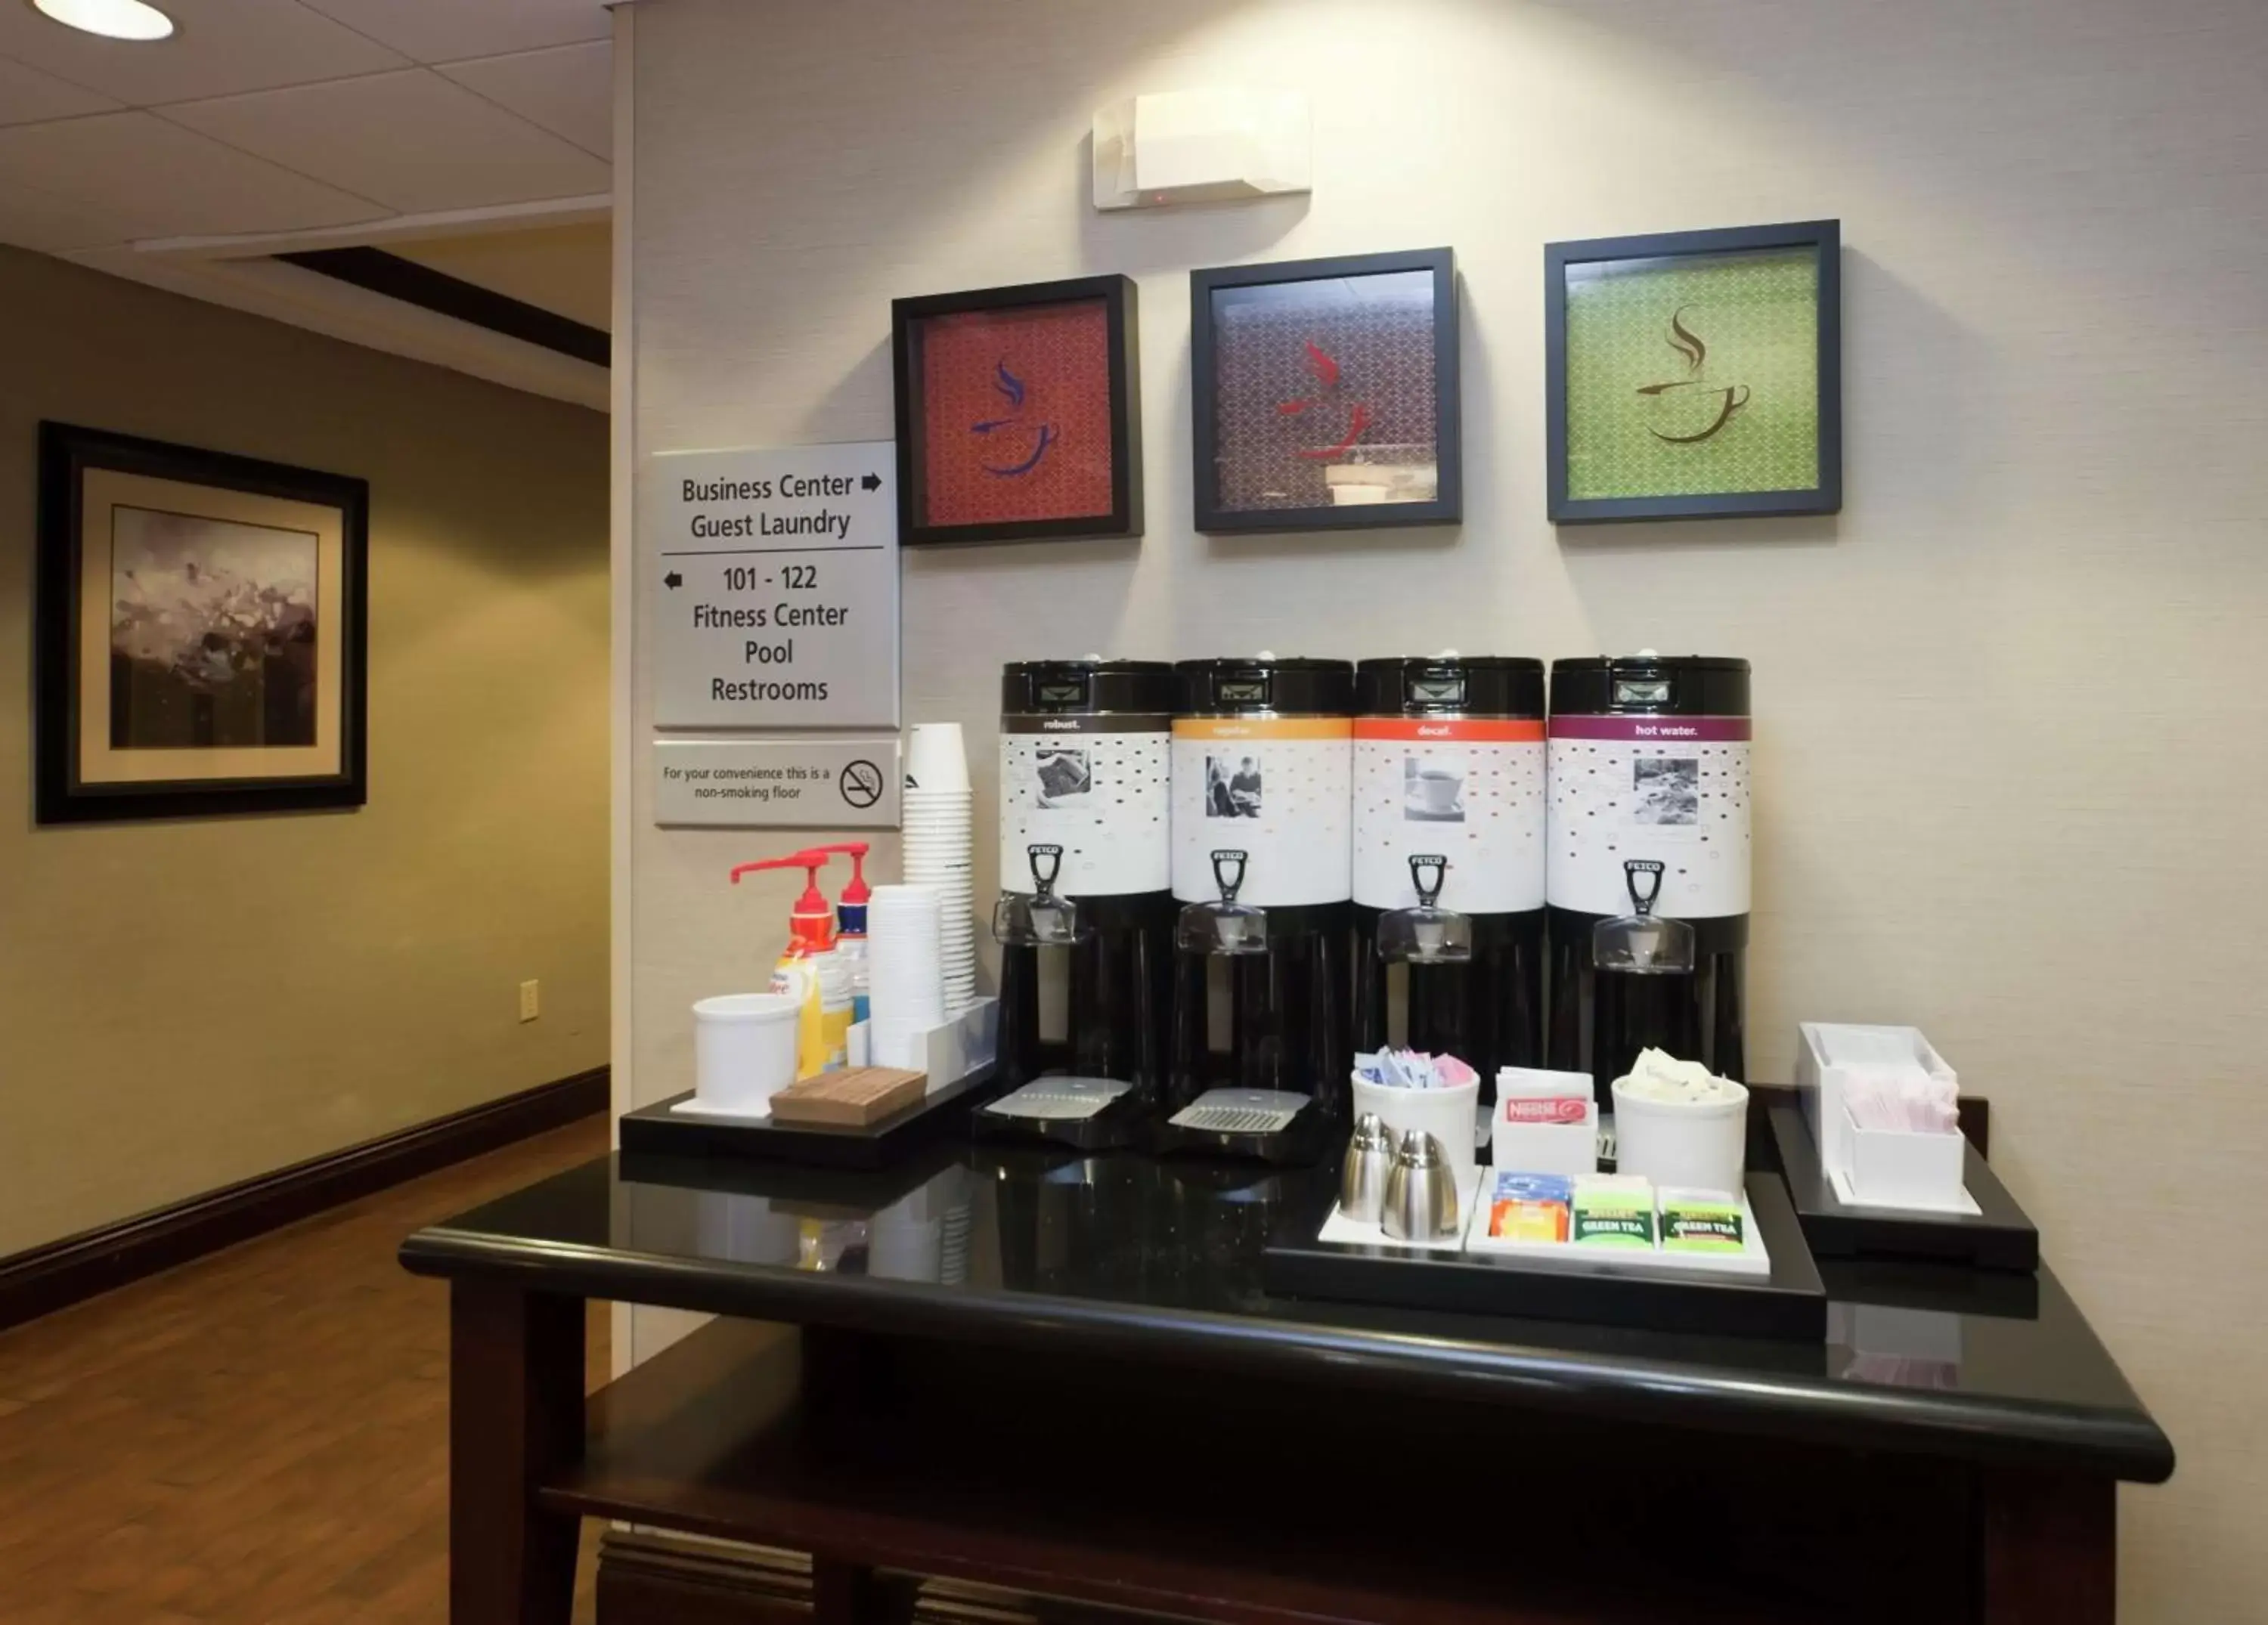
{"left": 35, "top": 422, "right": 369, "bottom": 824}
{"left": 892, "top": 274, "right": 1142, "bottom": 546}
{"left": 1546, "top": 220, "right": 1842, "bottom": 524}
{"left": 1191, "top": 247, "right": 1460, "bottom": 534}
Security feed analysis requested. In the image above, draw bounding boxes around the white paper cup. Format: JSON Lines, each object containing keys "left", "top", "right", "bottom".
{"left": 1351, "top": 1072, "right": 1480, "bottom": 1187}
{"left": 692, "top": 993, "right": 799, "bottom": 1116}
{"left": 1610, "top": 1078, "right": 1749, "bottom": 1196}
{"left": 905, "top": 723, "right": 971, "bottom": 791}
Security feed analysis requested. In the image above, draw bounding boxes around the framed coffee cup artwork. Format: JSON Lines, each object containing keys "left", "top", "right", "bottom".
{"left": 892, "top": 274, "right": 1142, "bottom": 546}
{"left": 1191, "top": 247, "right": 1461, "bottom": 534}
{"left": 35, "top": 422, "right": 369, "bottom": 824}
{"left": 1546, "top": 219, "right": 1842, "bottom": 524}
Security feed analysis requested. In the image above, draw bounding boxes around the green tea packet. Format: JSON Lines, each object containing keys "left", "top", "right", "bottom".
{"left": 1572, "top": 1174, "right": 1656, "bottom": 1248}
{"left": 1660, "top": 1188, "right": 1746, "bottom": 1254}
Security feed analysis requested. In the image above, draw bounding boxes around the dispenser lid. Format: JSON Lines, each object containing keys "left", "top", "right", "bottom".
{"left": 1356, "top": 655, "right": 1545, "bottom": 719}
{"left": 1175, "top": 655, "right": 1355, "bottom": 717}
{"left": 1551, "top": 654, "right": 1749, "bottom": 718}
{"left": 1002, "top": 658, "right": 1176, "bottom": 717}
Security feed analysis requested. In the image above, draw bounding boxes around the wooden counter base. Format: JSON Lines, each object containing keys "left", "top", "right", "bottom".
{"left": 449, "top": 1282, "right": 2115, "bottom": 1625}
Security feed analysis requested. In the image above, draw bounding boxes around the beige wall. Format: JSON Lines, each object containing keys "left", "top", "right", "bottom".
{"left": 619, "top": 1, "right": 2268, "bottom": 1616}
{"left": 0, "top": 245, "right": 609, "bottom": 1258}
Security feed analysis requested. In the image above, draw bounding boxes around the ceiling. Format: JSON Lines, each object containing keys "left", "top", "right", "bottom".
{"left": 0, "top": 0, "right": 616, "bottom": 407}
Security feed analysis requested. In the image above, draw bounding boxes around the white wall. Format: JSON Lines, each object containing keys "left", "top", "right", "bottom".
{"left": 618, "top": 2, "right": 2268, "bottom": 1616}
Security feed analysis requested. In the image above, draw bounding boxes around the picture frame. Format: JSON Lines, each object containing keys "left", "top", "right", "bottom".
{"left": 1190, "top": 247, "right": 1461, "bottom": 534}
{"left": 891, "top": 274, "right": 1142, "bottom": 546}
{"left": 35, "top": 422, "right": 370, "bottom": 825}
{"left": 1546, "top": 219, "right": 1841, "bottom": 525}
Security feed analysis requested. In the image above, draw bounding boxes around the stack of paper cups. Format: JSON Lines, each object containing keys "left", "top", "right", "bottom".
{"left": 902, "top": 723, "right": 977, "bottom": 1017}
{"left": 866, "top": 883, "right": 945, "bottom": 1069}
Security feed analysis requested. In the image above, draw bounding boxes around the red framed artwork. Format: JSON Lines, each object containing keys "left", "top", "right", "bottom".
{"left": 892, "top": 275, "right": 1142, "bottom": 546}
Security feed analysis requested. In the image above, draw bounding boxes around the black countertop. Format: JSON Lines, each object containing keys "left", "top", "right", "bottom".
{"left": 400, "top": 1145, "right": 2173, "bottom": 1483}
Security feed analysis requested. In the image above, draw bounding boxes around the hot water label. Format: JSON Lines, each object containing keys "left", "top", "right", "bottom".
{"left": 998, "top": 713, "right": 1170, "bottom": 897}
{"left": 1170, "top": 717, "right": 1352, "bottom": 907}
{"left": 1352, "top": 717, "right": 1545, "bottom": 914}
{"left": 1545, "top": 715, "right": 1751, "bottom": 919}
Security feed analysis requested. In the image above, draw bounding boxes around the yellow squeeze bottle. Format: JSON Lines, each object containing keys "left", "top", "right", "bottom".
{"left": 730, "top": 850, "right": 837, "bottom": 1079}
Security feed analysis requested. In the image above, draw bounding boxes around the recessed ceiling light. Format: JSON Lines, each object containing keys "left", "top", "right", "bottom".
{"left": 30, "top": 0, "right": 175, "bottom": 41}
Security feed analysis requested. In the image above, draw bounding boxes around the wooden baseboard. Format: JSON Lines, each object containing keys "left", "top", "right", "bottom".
{"left": 0, "top": 1065, "right": 607, "bottom": 1333}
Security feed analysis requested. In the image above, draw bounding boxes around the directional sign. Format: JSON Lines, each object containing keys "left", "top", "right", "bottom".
{"left": 645, "top": 441, "right": 900, "bottom": 729}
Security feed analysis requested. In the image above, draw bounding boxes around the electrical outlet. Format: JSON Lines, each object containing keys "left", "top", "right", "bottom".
{"left": 518, "top": 980, "right": 541, "bottom": 1023}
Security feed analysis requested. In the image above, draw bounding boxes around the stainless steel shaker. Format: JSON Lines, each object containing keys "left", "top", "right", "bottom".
{"left": 1339, "top": 1113, "right": 1398, "bottom": 1224}
{"left": 1381, "top": 1128, "right": 1460, "bottom": 1242}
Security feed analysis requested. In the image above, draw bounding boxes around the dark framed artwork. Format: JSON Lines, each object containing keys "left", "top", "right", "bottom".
{"left": 1191, "top": 247, "right": 1461, "bottom": 534}
{"left": 1546, "top": 219, "right": 1842, "bottom": 524}
{"left": 34, "top": 422, "right": 369, "bottom": 825}
{"left": 891, "top": 274, "right": 1142, "bottom": 546}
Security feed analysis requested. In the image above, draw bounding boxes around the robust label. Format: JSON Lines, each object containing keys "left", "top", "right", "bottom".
{"left": 645, "top": 442, "right": 899, "bottom": 729}
{"left": 997, "top": 714, "right": 1170, "bottom": 897}
{"left": 654, "top": 738, "right": 900, "bottom": 828}
{"left": 1546, "top": 715, "right": 1751, "bottom": 918}
{"left": 1170, "top": 717, "right": 1352, "bottom": 906}
{"left": 1352, "top": 717, "right": 1545, "bottom": 914}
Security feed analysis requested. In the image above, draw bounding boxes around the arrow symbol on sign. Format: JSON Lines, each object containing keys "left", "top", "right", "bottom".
{"left": 860, "top": 472, "right": 881, "bottom": 492}
{"left": 663, "top": 571, "right": 683, "bottom": 590}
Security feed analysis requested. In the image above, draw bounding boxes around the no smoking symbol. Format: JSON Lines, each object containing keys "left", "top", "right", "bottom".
{"left": 839, "top": 760, "right": 884, "bottom": 809}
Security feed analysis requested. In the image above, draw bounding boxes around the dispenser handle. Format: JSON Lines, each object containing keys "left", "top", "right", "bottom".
{"left": 1622, "top": 859, "right": 1666, "bottom": 916}
{"left": 1026, "top": 843, "right": 1065, "bottom": 896}
{"left": 730, "top": 850, "right": 827, "bottom": 885}
{"left": 1209, "top": 849, "right": 1249, "bottom": 905}
{"left": 1408, "top": 853, "right": 1449, "bottom": 907}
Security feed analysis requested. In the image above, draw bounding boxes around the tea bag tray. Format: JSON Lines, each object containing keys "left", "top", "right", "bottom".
{"left": 1264, "top": 1172, "right": 1826, "bottom": 1341}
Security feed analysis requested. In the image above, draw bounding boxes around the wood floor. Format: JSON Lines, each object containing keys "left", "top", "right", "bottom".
{"left": 0, "top": 1116, "right": 613, "bottom": 1624}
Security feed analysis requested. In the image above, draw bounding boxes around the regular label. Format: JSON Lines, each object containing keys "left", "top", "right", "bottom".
{"left": 645, "top": 442, "right": 900, "bottom": 729}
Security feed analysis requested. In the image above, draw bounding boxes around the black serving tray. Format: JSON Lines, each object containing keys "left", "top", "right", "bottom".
{"left": 619, "top": 1066, "right": 999, "bottom": 1170}
{"left": 1263, "top": 1172, "right": 1826, "bottom": 1342}
{"left": 1769, "top": 1104, "right": 2039, "bottom": 1273}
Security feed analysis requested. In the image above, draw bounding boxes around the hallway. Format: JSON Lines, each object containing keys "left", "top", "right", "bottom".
{"left": 0, "top": 1119, "right": 612, "bottom": 1624}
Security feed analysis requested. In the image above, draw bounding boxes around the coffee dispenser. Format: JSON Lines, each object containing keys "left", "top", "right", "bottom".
{"left": 981, "top": 659, "right": 1176, "bottom": 1150}
{"left": 1545, "top": 655, "right": 1752, "bottom": 1090}
{"left": 1162, "top": 656, "right": 1355, "bottom": 1162}
{"left": 1352, "top": 656, "right": 1548, "bottom": 1097}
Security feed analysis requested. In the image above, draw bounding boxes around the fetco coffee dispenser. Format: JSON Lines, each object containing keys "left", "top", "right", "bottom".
{"left": 1546, "top": 655, "right": 1752, "bottom": 1090}
{"left": 981, "top": 658, "right": 1176, "bottom": 1149}
{"left": 1163, "top": 656, "right": 1354, "bottom": 1162}
{"left": 1352, "top": 655, "right": 1547, "bottom": 1097}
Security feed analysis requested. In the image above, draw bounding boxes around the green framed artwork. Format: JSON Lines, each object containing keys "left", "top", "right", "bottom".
{"left": 1546, "top": 221, "right": 1840, "bottom": 523}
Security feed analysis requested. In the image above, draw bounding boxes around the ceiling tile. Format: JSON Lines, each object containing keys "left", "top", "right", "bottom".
{"left": 164, "top": 69, "right": 609, "bottom": 212}
{"left": 0, "top": 178, "right": 122, "bottom": 252}
{"left": 0, "top": 111, "right": 383, "bottom": 241}
{"left": 296, "top": 0, "right": 610, "bottom": 64}
{"left": 0, "top": 54, "right": 122, "bottom": 125}
{"left": 0, "top": 0, "right": 406, "bottom": 107}
{"left": 439, "top": 40, "right": 609, "bottom": 159}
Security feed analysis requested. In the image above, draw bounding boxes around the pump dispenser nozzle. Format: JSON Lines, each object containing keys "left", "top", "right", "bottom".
{"left": 813, "top": 842, "right": 872, "bottom": 908}
{"left": 730, "top": 850, "right": 835, "bottom": 951}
